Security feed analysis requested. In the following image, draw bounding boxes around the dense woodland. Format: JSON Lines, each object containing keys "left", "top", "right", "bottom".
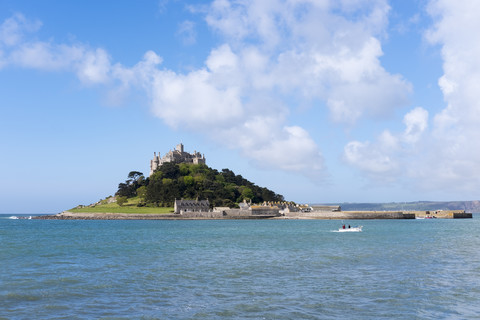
{"left": 115, "top": 162, "right": 284, "bottom": 208}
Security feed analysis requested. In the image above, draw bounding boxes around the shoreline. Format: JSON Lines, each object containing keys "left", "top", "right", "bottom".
{"left": 32, "top": 209, "right": 473, "bottom": 220}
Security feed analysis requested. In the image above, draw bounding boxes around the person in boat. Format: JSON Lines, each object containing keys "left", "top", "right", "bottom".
{"left": 342, "top": 224, "right": 345, "bottom": 229}
{"left": 348, "top": 225, "right": 351, "bottom": 228}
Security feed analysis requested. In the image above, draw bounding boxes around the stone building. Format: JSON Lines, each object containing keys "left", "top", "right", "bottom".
{"left": 150, "top": 143, "right": 206, "bottom": 176}
{"left": 174, "top": 199, "right": 210, "bottom": 214}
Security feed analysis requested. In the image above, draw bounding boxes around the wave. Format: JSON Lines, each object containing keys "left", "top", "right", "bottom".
{"left": 1, "top": 215, "right": 33, "bottom": 220}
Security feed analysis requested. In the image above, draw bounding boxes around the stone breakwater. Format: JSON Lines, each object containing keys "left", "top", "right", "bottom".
{"left": 280, "top": 210, "right": 472, "bottom": 219}
{"left": 281, "top": 210, "right": 471, "bottom": 219}
{"left": 280, "top": 211, "right": 415, "bottom": 219}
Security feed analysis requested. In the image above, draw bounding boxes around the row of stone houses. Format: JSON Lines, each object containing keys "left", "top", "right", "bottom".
{"left": 173, "top": 199, "right": 341, "bottom": 218}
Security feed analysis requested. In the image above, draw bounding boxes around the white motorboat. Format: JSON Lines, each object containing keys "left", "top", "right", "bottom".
{"left": 338, "top": 225, "right": 363, "bottom": 232}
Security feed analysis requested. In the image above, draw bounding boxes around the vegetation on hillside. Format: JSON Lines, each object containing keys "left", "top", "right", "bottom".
{"left": 115, "top": 162, "right": 284, "bottom": 208}
{"left": 70, "top": 197, "right": 174, "bottom": 214}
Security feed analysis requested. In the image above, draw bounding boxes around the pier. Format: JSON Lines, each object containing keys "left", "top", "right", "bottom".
{"left": 280, "top": 209, "right": 471, "bottom": 219}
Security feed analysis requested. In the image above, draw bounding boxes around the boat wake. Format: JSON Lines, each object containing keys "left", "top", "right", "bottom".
{"left": 334, "top": 226, "right": 363, "bottom": 232}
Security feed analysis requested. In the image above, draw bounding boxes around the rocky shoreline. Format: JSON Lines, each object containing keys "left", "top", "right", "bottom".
{"left": 32, "top": 211, "right": 277, "bottom": 220}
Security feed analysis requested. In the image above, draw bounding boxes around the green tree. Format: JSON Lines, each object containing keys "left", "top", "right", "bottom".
{"left": 142, "top": 162, "right": 284, "bottom": 207}
{"left": 136, "top": 186, "right": 147, "bottom": 200}
{"left": 159, "top": 162, "right": 180, "bottom": 179}
{"left": 116, "top": 171, "right": 145, "bottom": 198}
{"left": 127, "top": 171, "right": 144, "bottom": 183}
{"left": 183, "top": 176, "right": 194, "bottom": 186}
{"left": 240, "top": 187, "right": 254, "bottom": 202}
{"left": 116, "top": 196, "right": 128, "bottom": 206}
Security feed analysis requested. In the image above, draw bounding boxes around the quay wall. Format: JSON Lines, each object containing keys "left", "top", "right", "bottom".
{"left": 410, "top": 210, "right": 472, "bottom": 219}
{"left": 282, "top": 210, "right": 414, "bottom": 219}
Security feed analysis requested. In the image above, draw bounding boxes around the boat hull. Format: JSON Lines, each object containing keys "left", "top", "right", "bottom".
{"left": 338, "top": 226, "right": 363, "bottom": 232}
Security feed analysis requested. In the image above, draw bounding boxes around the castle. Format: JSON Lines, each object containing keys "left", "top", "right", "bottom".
{"left": 150, "top": 143, "right": 206, "bottom": 176}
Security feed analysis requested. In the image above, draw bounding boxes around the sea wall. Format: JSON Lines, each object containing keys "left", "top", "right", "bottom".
{"left": 282, "top": 210, "right": 415, "bottom": 219}
{"left": 410, "top": 210, "right": 472, "bottom": 219}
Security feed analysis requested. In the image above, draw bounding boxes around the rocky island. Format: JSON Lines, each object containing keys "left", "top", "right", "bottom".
{"left": 34, "top": 143, "right": 473, "bottom": 220}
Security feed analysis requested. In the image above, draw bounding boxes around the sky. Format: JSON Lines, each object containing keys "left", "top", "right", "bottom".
{"left": 1, "top": 0, "right": 479, "bottom": 213}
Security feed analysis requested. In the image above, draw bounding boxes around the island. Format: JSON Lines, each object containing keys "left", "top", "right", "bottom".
{"left": 34, "top": 143, "right": 473, "bottom": 220}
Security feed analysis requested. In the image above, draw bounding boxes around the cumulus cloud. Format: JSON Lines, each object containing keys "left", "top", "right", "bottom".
{"left": 344, "top": 107, "right": 428, "bottom": 180}
{"left": 150, "top": 68, "right": 244, "bottom": 128}
{"left": 344, "top": 136, "right": 398, "bottom": 176}
{"left": 403, "top": 107, "right": 428, "bottom": 144}
{"left": 205, "top": 0, "right": 411, "bottom": 124}
{"left": 0, "top": 1, "right": 413, "bottom": 180}
{"left": 0, "top": 13, "right": 112, "bottom": 85}
{"left": 419, "top": 0, "right": 480, "bottom": 189}
{"left": 344, "top": 0, "right": 480, "bottom": 194}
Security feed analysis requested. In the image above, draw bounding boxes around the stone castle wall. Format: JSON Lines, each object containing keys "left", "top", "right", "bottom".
{"left": 150, "top": 143, "right": 206, "bottom": 176}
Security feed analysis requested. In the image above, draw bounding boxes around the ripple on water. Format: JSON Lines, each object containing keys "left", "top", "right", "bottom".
{"left": 1, "top": 218, "right": 480, "bottom": 319}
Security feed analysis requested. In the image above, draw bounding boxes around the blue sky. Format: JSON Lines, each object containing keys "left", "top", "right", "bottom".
{"left": 1, "top": 0, "right": 479, "bottom": 213}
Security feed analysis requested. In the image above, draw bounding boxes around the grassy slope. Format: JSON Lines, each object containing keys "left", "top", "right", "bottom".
{"left": 69, "top": 197, "right": 174, "bottom": 214}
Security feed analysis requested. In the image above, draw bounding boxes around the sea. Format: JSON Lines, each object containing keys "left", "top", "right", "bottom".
{"left": 1, "top": 214, "right": 479, "bottom": 320}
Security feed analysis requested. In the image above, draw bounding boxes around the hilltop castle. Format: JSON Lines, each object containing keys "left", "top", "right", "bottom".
{"left": 150, "top": 143, "right": 206, "bottom": 176}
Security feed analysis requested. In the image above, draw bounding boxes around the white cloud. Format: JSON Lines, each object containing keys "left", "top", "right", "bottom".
{"left": 206, "top": 0, "right": 411, "bottom": 124}
{"left": 414, "top": 0, "right": 480, "bottom": 190}
{"left": 12, "top": 42, "right": 82, "bottom": 70}
{"left": 403, "top": 107, "right": 428, "bottom": 144}
{"left": 246, "top": 125, "right": 324, "bottom": 173}
{"left": 343, "top": 107, "right": 428, "bottom": 180}
{"left": 206, "top": 44, "right": 238, "bottom": 73}
{"left": 75, "top": 48, "right": 112, "bottom": 84}
{"left": 0, "top": 1, "right": 411, "bottom": 181}
{"left": 0, "top": 13, "right": 41, "bottom": 47}
{"left": 344, "top": 139, "right": 397, "bottom": 175}
{"left": 150, "top": 68, "right": 244, "bottom": 128}
{"left": 215, "top": 114, "right": 324, "bottom": 176}
{"left": 343, "top": 0, "right": 480, "bottom": 195}
{"left": 0, "top": 14, "right": 112, "bottom": 85}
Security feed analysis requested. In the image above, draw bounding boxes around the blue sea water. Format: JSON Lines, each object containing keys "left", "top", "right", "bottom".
{"left": 1, "top": 215, "right": 480, "bottom": 319}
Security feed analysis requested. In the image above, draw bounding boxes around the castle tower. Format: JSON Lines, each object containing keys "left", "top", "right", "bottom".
{"left": 150, "top": 143, "right": 206, "bottom": 176}
{"left": 150, "top": 152, "right": 161, "bottom": 176}
{"left": 176, "top": 143, "right": 184, "bottom": 153}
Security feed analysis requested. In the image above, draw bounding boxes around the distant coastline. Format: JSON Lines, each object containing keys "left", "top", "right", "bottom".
{"left": 332, "top": 200, "right": 480, "bottom": 212}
